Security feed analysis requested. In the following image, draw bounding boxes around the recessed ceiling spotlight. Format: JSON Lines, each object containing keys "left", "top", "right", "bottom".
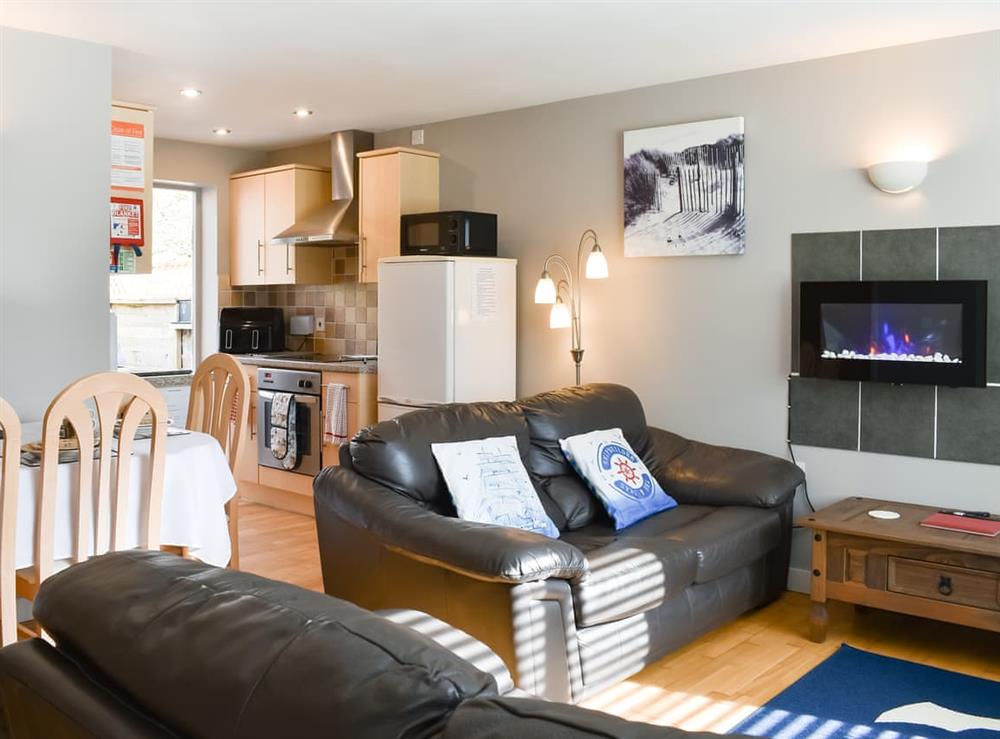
{"left": 293, "top": 108, "right": 314, "bottom": 118}
{"left": 212, "top": 128, "right": 232, "bottom": 136}
{"left": 179, "top": 87, "right": 202, "bottom": 98}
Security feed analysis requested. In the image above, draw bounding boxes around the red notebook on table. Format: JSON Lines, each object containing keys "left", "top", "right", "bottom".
{"left": 920, "top": 512, "right": 1000, "bottom": 537}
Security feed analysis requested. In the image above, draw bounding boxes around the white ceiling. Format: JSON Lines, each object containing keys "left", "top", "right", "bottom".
{"left": 3, "top": 1, "right": 998, "bottom": 149}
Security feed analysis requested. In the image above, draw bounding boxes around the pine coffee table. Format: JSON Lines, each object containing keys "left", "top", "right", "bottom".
{"left": 798, "top": 497, "right": 1000, "bottom": 642}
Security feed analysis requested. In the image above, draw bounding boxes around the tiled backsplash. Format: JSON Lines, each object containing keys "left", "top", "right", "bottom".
{"left": 219, "top": 281, "right": 378, "bottom": 356}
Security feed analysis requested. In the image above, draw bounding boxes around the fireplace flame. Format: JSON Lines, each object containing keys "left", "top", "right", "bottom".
{"left": 819, "top": 302, "right": 963, "bottom": 366}
{"left": 875, "top": 321, "right": 923, "bottom": 357}
{"left": 826, "top": 320, "right": 959, "bottom": 364}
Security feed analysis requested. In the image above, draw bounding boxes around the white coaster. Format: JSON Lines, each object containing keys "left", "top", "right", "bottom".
{"left": 868, "top": 509, "right": 901, "bottom": 520}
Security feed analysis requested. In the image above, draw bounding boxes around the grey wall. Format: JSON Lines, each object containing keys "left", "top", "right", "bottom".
{"left": 374, "top": 31, "right": 1000, "bottom": 585}
{"left": 153, "top": 139, "right": 267, "bottom": 360}
{"left": 265, "top": 139, "right": 331, "bottom": 168}
{"left": 0, "top": 27, "right": 112, "bottom": 422}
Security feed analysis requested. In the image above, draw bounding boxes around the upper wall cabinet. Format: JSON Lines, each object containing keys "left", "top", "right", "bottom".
{"left": 357, "top": 148, "right": 439, "bottom": 284}
{"left": 230, "top": 164, "right": 333, "bottom": 286}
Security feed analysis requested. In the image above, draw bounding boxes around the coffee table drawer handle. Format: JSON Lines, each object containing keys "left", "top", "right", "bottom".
{"left": 938, "top": 575, "right": 953, "bottom": 596}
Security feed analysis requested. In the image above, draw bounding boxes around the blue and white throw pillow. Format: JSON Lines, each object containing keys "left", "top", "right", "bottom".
{"left": 559, "top": 428, "right": 677, "bottom": 530}
{"left": 431, "top": 435, "right": 560, "bottom": 538}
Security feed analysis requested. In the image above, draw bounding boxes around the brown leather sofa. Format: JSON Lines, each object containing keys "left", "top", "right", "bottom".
{"left": 314, "top": 384, "right": 804, "bottom": 703}
{"left": 0, "top": 551, "right": 750, "bottom": 739}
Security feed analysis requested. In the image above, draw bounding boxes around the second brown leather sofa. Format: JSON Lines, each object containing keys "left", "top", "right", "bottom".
{"left": 315, "top": 383, "right": 804, "bottom": 703}
{"left": 0, "top": 551, "right": 753, "bottom": 739}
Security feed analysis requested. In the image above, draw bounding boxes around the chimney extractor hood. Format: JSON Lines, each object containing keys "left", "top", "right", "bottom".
{"left": 271, "top": 130, "right": 374, "bottom": 245}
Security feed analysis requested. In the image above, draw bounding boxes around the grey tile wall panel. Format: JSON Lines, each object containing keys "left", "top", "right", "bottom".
{"left": 936, "top": 386, "right": 1000, "bottom": 466}
{"left": 938, "top": 225, "right": 1000, "bottom": 383}
{"left": 791, "top": 231, "right": 860, "bottom": 371}
{"left": 861, "top": 228, "right": 936, "bottom": 281}
{"left": 789, "top": 377, "right": 859, "bottom": 451}
{"left": 787, "top": 224, "right": 998, "bottom": 461}
{"left": 860, "top": 382, "right": 935, "bottom": 458}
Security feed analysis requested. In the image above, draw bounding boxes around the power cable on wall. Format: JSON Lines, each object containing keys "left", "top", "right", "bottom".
{"left": 786, "top": 376, "right": 816, "bottom": 521}
{"left": 786, "top": 440, "right": 816, "bottom": 514}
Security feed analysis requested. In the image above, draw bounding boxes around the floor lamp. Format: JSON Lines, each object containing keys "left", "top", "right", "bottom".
{"left": 533, "top": 229, "right": 609, "bottom": 385}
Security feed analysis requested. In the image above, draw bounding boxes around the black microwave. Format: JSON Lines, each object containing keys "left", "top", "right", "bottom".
{"left": 400, "top": 211, "right": 497, "bottom": 256}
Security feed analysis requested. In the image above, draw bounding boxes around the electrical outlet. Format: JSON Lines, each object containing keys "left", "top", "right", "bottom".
{"left": 411, "top": 128, "right": 425, "bottom": 146}
{"left": 314, "top": 309, "right": 325, "bottom": 333}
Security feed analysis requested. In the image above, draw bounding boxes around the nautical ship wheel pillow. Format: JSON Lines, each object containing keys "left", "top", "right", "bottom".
{"left": 559, "top": 428, "right": 677, "bottom": 529}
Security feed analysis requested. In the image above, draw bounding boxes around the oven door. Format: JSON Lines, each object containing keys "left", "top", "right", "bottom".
{"left": 256, "top": 390, "right": 321, "bottom": 476}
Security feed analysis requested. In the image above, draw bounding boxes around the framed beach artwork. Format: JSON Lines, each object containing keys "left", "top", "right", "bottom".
{"left": 624, "top": 116, "right": 745, "bottom": 257}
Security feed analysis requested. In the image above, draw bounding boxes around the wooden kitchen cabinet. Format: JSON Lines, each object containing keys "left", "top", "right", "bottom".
{"left": 230, "top": 174, "right": 267, "bottom": 286}
{"left": 229, "top": 164, "right": 334, "bottom": 286}
{"left": 320, "top": 371, "right": 378, "bottom": 468}
{"left": 237, "top": 366, "right": 376, "bottom": 517}
{"left": 357, "top": 148, "right": 439, "bottom": 284}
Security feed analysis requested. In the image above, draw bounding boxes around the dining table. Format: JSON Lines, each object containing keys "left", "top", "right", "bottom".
{"left": 15, "top": 422, "right": 236, "bottom": 568}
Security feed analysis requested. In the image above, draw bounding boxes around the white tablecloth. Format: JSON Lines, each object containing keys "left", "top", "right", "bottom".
{"left": 16, "top": 430, "right": 236, "bottom": 568}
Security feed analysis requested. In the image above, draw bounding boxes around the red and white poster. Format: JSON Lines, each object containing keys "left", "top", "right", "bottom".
{"left": 110, "top": 197, "right": 144, "bottom": 245}
{"left": 111, "top": 120, "right": 145, "bottom": 191}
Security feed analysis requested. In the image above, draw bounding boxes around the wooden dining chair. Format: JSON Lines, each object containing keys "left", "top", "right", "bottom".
{"left": 186, "top": 353, "right": 249, "bottom": 569}
{"left": 0, "top": 398, "right": 21, "bottom": 646}
{"left": 16, "top": 372, "right": 167, "bottom": 610}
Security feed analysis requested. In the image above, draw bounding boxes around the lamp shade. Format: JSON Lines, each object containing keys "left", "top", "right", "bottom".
{"left": 534, "top": 272, "right": 557, "bottom": 304}
{"left": 867, "top": 160, "right": 928, "bottom": 194}
{"left": 549, "top": 298, "right": 571, "bottom": 329}
{"left": 585, "top": 246, "right": 609, "bottom": 279}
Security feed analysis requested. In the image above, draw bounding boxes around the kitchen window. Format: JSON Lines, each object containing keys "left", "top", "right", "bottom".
{"left": 111, "top": 185, "right": 198, "bottom": 373}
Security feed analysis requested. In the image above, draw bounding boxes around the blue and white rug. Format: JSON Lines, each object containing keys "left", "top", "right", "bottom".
{"left": 732, "top": 645, "right": 1000, "bottom": 739}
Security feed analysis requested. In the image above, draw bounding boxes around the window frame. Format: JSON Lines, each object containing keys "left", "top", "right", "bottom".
{"left": 111, "top": 181, "right": 202, "bottom": 375}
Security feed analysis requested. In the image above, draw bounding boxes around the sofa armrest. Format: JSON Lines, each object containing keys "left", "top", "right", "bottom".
{"left": 314, "top": 467, "right": 588, "bottom": 584}
{"left": 0, "top": 640, "right": 178, "bottom": 739}
{"left": 648, "top": 426, "right": 804, "bottom": 509}
{"left": 378, "top": 609, "right": 516, "bottom": 695}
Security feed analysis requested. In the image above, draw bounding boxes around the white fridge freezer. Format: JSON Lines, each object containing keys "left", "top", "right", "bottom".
{"left": 377, "top": 256, "right": 517, "bottom": 421}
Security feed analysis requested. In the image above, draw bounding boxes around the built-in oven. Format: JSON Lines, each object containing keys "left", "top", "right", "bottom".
{"left": 256, "top": 368, "right": 322, "bottom": 477}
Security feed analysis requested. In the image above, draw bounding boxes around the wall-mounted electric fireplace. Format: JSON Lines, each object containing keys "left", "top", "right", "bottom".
{"left": 800, "top": 280, "right": 987, "bottom": 387}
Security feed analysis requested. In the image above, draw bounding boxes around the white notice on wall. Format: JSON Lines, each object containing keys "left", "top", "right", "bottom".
{"left": 473, "top": 266, "right": 498, "bottom": 321}
{"left": 111, "top": 120, "right": 145, "bottom": 191}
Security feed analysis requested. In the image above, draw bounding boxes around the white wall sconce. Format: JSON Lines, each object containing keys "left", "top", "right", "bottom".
{"left": 867, "top": 160, "right": 928, "bottom": 194}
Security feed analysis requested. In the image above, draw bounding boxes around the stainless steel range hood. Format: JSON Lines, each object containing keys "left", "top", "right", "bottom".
{"left": 271, "top": 130, "right": 374, "bottom": 245}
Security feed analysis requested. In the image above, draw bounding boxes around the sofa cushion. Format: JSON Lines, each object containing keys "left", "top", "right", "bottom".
{"left": 520, "top": 384, "right": 652, "bottom": 529}
{"left": 349, "top": 400, "right": 530, "bottom": 510}
{"left": 663, "top": 506, "right": 782, "bottom": 583}
{"left": 535, "top": 475, "right": 601, "bottom": 531}
{"left": 560, "top": 507, "right": 712, "bottom": 627}
{"left": 648, "top": 427, "right": 804, "bottom": 509}
{"left": 565, "top": 504, "right": 717, "bottom": 548}
{"left": 34, "top": 550, "right": 498, "bottom": 739}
